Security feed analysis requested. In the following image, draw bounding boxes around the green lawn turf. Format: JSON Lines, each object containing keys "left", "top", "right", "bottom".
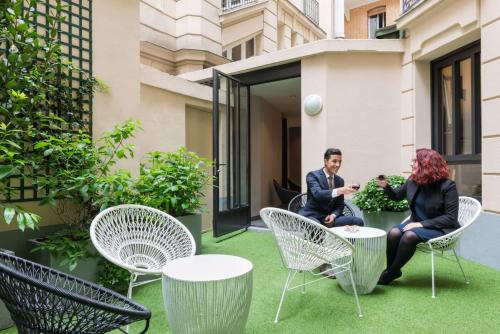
{"left": 2, "top": 231, "right": 500, "bottom": 334}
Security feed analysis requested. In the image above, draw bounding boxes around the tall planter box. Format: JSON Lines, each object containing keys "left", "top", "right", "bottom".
{"left": 177, "top": 214, "right": 202, "bottom": 255}
{"left": 361, "top": 210, "right": 410, "bottom": 232}
{"left": 27, "top": 238, "right": 99, "bottom": 283}
{"left": 0, "top": 249, "right": 14, "bottom": 330}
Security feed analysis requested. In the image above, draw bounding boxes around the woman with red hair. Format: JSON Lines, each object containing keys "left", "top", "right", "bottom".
{"left": 377, "top": 148, "right": 459, "bottom": 285}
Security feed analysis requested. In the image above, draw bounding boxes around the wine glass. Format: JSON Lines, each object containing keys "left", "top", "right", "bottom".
{"left": 350, "top": 180, "right": 361, "bottom": 192}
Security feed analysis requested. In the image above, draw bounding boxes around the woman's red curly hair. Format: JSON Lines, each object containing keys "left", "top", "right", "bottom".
{"left": 411, "top": 148, "right": 449, "bottom": 185}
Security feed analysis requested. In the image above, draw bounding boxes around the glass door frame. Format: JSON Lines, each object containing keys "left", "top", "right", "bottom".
{"left": 212, "top": 69, "right": 251, "bottom": 238}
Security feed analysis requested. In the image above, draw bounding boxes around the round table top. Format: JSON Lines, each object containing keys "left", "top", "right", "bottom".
{"left": 330, "top": 226, "right": 386, "bottom": 239}
{"left": 162, "top": 254, "right": 253, "bottom": 282}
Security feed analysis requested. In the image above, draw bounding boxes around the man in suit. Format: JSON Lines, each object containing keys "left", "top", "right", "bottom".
{"left": 299, "top": 148, "right": 364, "bottom": 228}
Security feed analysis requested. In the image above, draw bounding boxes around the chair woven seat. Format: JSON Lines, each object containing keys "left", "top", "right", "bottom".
{"left": 260, "top": 208, "right": 363, "bottom": 322}
{"left": 410, "top": 196, "right": 481, "bottom": 298}
{"left": 90, "top": 204, "right": 196, "bottom": 299}
{"left": 0, "top": 251, "right": 150, "bottom": 334}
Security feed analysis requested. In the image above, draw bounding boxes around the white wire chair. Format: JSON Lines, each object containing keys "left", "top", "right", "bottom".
{"left": 403, "top": 196, "right": 481, "bottom": 298}
{"left": 260, "top": 207, "right": 363, "bottom": 323}
{"left": 90, "top": 205, "right": 196, "bottom": 300}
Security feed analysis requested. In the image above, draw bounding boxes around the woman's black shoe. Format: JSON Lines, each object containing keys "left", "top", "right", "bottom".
{"left": 377, "top": 270, "right": 402, "bottom": 285}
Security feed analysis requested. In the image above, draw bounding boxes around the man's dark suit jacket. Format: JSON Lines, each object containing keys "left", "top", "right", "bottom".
{"left": 299, "top": 168, "right": 345, "bottom": 223}
{"left": 384, "top": 178, "right": 460, "bottom": 233}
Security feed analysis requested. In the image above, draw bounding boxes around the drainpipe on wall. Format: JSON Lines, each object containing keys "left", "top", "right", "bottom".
{"left": 332, "top": 0, "right": 345, "bottom": 39}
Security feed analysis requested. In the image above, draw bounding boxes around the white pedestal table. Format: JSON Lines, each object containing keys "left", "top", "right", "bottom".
{"left": 330, "top": 226, "right": 386, "bottom": 294}
{"left": 162, "top": 254, "right": 253, "bottom": 334}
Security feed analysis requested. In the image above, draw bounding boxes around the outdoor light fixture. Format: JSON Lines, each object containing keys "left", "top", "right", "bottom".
{"left": 303, "top": 94, "right": 323, "bottom": 116}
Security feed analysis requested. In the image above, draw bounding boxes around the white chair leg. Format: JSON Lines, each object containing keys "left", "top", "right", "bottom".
{"left": 347, "top": 268, "right": 363, "bottom": 317}
{"left": 302, "top": 271, "right": 306, "bottom": 294}
{"left": 125, "top": 273, "right": 137, "bottom": 333}
{"left": 452, "top": 249, "right": 469, "bottom": 284}
{"left": 431, "top": 250, "right": 435, "bottom": 299}
{"left": 275, "top": 270, "right": 294, "bottom": 323}
{"left": 127, "top": 273, "right": 137, "bottom": 299}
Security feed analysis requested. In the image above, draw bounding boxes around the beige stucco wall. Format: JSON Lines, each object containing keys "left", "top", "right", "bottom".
{"left": 93, "top": 0, "right": 141, "bottom": 156}
{"left": 480, "top": 0, "right": 500, "bottom": 214}
{"left": 140, "top": 0, "right": 225, "bottom": 74}
{"left": 396, "top": 0, "right": 500, "bottom": 212}
{"left": 345, "top": 0, "right": 400, "bottom": 39}
{"left": 221, "top": 0, "right": 326, "bottom": 59}
{"left": 301, "top": 51, "right": 402, "bottom": 191}
{"left": 186, "top": 106, "right": 214, "bottom": 232}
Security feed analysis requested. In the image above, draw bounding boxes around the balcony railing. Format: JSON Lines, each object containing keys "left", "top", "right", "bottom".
{"left": 222, "top": 0, "right": 257, "bottom": 11}
{"left": 402, "top": 0, "right": 423, "bottom": 14}
{"left": 303, "top": 0, "right": 319, "bottom": 26}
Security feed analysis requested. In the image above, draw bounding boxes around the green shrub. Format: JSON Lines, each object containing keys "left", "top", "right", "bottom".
{"left": 353, "top": 175, "right": 408, "bottom": 212}
{"left": 97, "top": 259, "right": 130, "bottom": 292}
{"left": 135, "top": 147, "right": 213, "bottom": 217}
{"left": 0, "top": 0, "right": 96, "bottom": 229}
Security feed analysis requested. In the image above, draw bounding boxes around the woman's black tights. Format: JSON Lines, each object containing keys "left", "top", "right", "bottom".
{"left": 386, "top": 227, "right": 421, "bottom": 274}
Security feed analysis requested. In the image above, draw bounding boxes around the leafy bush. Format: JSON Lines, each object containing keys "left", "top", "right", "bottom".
{"left": 35, "top": 120, "right": 139, "bottom": 228}
{"left": 0, "top": 0, "right": 97, "bottom": 229}
{"left": 353, "top": 175, "right": 408, "bottom": 212}
{"left": 32, "top": 120, "right": 139, "bottom": 271}
{"left": 135, "top": 147, "right": 213, "bottom": 217}
{"left": 32, "top": 228, "right": 96, "bottom": 271}
{"left": 97, "top": 259, "right": 130, "bottom": 292}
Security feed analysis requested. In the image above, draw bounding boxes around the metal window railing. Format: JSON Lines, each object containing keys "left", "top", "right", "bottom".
{"left": 303, "top": 0, "right": 319, "bottom": 26}
{"left": 402, "top": 0, "right": 423, "bottom": 14}
{"left": 222, "top": 0, "right": 256, "bottom": 11}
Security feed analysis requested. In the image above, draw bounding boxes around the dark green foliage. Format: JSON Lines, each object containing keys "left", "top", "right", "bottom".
{"left": 34, "top": 120, "right": 139, "bottom": 228}
{"left": 353, "top": 175, "right": 408, "bottom": 212}
{"left": 136, "top": 147, "right": 213, "bottom": 217}
{"left": 97, "top": 258, "right": 130, "bottom": 292}
{"left": 28, "top": 120, "right": 139, "bottom": 271}
{"left": 31, "top": 228, "right": 95, "bottom": 271}
{"left": 0, "top": 0, "right": 95, "bottom": 229}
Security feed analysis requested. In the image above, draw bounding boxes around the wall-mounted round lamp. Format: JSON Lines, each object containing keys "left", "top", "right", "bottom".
{"left": 303, "top": 94, "right": 323, "bottom": 116}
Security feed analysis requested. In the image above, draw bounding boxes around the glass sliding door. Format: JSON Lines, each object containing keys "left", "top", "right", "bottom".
{"left": 212, "top": 70, "right": 251, "bottom": 237}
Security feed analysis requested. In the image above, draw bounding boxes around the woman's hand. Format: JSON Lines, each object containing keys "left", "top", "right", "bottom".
{"left": 403, "top": 222, "right": 423, "bottom": 232}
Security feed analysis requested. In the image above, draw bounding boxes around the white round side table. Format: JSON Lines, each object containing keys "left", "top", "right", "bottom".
{"left": 330, "top": 226, "right": 386, "bottom": 294}
{"left": 162, "top": 254, "right": 253, "bottom": 334}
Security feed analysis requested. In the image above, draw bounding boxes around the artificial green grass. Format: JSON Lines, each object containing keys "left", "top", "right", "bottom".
{"left": 2, "top": 231, "right": 500, "bottom": 333}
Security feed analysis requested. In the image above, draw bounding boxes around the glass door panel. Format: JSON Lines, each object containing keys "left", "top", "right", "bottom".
{"left": 213, "top": 70, "right": 251, "bottom": 237}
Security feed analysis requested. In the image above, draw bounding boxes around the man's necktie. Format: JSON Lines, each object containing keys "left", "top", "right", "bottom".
{"left": 328, "top": 176, "right": 333, "bottom": 190}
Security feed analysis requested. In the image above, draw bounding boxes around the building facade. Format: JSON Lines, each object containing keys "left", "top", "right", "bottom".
{"left": 4, "top": 0, "right": 500, "bottom": 267}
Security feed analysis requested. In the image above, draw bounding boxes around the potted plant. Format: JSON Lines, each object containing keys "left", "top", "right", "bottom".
{"left": 28, "top": 120, "right": 139, "bottom": 282}
{"left": 352, "top": 175, "right": 410, "bottom": 231}
{"left": 135, "top": 147, "right": 213, "bottom": 254}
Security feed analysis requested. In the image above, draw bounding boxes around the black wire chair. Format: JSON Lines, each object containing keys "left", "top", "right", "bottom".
{"left": 273, "top": 179, "right": 300, "bottom": 208}
{"left": 287, "top": 179, "right": 302, "bottom": 193}
{"left": 0, "top": 251, "right": 151, "bottom": 334}
{"left": 288, "top": 193, "right": 356, "bottom": 217}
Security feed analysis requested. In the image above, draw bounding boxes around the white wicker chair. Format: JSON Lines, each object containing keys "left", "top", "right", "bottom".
{"left": 404, "top": 196, "right": 481, "bottom": 298}
{"left": 260, "top": 207, "right": 362, "bottom": 323}
{"left": 90, "top": 205, "right": 196, "bottom": 300}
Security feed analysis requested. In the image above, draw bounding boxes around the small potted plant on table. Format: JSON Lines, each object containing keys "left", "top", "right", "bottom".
{"left": 353, "top": 175, "right": 410, "bottom": 231}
